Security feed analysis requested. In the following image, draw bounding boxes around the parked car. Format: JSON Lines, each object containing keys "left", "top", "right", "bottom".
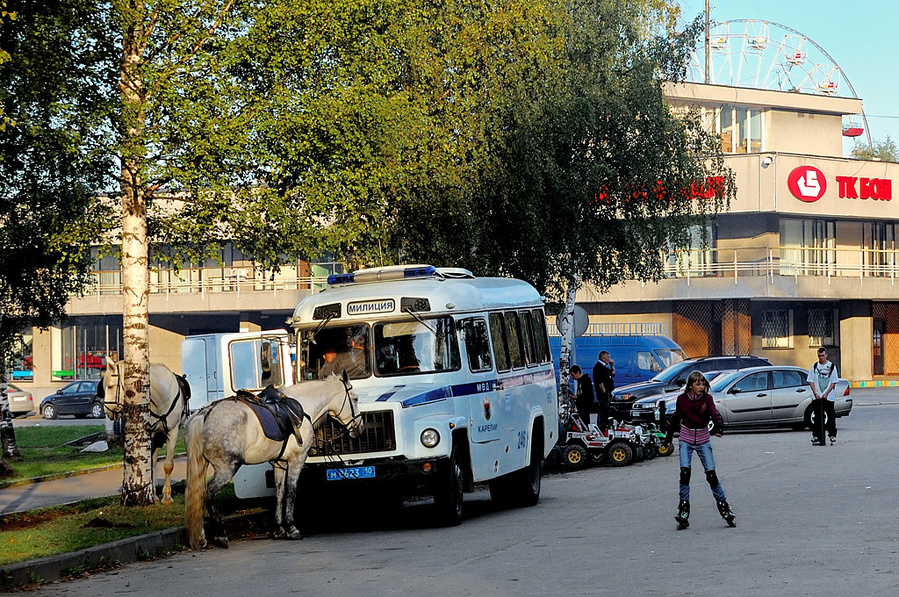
{"left": 7, "top": 383, "right": 34, "bottom": 417}
{"left": 632, "top": 365, "right": 853, "bottom": 430}
{"left": 40, "top": 380, "right": 104, "bottom": 419}
{"left": 609, "top": 355, "right": 771, "bottom": 420}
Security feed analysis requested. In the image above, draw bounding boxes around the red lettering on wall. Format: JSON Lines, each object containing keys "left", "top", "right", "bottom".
{"left": 837, "top": 176, "right": 892, "bottom": 200}
{"left": 836, "top": 176, "right": 857, "bottom": 198}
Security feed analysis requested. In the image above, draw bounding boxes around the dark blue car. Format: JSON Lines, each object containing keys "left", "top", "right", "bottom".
{"left": 40, "top": 380, "right": 104, "bottom": 419}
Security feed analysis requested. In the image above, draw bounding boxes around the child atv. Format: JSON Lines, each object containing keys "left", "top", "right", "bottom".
{"left": 557, "top": 412, "right": 643, "bottom": 470}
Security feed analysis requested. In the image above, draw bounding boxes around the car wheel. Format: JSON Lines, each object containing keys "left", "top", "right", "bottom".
{"left": 606, "top": 441, "right": 633, "bottom": 466}
{"left": 90, "top": 402, "right": 104, "bottom": 419}
{"left": 42, "top": 403, "right": 57, "bottom": 420}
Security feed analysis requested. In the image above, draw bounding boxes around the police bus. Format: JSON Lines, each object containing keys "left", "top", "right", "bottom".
{"left": 248, "top": 264, "right": 559, "bottom": 524}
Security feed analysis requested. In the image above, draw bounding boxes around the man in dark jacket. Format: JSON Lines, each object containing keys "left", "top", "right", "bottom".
{"left": 592, "top": 351, "right": 615, "bottom": 430}
{"left": 569, "top": 365, "right": 595, "bottom": 428}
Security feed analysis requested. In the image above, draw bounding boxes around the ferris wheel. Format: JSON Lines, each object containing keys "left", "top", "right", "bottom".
{"left": 685, "top": 19, "right": 871, "bottom": 147}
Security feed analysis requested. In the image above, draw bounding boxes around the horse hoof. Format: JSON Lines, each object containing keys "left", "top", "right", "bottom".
{"left": 161, "top": 497, "right": 174, "bottom": 506}
{"left": 211, "top": 536, "right": 229, "bottom": 549}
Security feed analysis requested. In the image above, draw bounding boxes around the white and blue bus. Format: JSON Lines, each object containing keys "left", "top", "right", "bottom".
{"left": 278, "top": 264, "right": 558, "bottom": 523}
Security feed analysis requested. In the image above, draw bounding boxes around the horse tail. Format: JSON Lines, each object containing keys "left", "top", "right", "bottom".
{"left": 184, "top": 414, "right": 209, "bottom": 550}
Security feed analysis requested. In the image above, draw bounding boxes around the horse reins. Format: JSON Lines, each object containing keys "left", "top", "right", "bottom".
{"left": 104, "top": 366, "right": 185, "bottom": 436}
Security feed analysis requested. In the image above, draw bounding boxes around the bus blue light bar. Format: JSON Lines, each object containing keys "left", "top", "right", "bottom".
{"left": 328, "top": 265, "right": 438, "bottom": 285}
{"left": 404, "top": 266, "right": 436, "bottom": 278}
{"left": 327, "top": 272, "right": 355, "bottom": 285}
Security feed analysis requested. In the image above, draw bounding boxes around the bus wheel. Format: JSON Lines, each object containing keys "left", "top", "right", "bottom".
{"left": 434, "top": 444, "right": 463, "bottom": 526}
{"left": 489, "top": 444, "right": 542, "bottom": 508}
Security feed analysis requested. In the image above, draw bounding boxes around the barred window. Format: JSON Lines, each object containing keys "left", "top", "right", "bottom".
{"left": 808, "top": 309, "right": 837, "bottom": 347}
{"left": 762, "top": 310, "right": 792, "bottom": 348}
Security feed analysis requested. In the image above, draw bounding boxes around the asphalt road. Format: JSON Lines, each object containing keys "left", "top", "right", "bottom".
{"left": 16, "top": 387, "right": 899, "bottom": 597}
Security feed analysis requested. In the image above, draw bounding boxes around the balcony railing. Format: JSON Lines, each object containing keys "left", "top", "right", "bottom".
{"left": 661, "top": 246, "right": 899, "bottom": 285}
{"left": 81, "top": 268, "right": 333, "bottom": 297}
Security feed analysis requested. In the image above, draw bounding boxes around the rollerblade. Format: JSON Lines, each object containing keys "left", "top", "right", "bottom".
{"left": 675, "top": 500, "right": 690, "bottom": 530}
{"left": 717, "top": 500, "right": 736, "bottom": 527}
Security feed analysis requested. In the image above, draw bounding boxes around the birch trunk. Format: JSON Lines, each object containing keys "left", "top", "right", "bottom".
{"left": 556, "top": 275, "right": 578, "bottom": 422}
{"left": 119, "top": 1, "right": 154, "bottom": 506}
{"left": 0, "top": 353, "right": 21, "bottom": 459}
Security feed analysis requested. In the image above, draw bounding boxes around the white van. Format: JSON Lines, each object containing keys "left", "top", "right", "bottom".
{"left": 238, "top": 264, "right": 559, "bottom": 524}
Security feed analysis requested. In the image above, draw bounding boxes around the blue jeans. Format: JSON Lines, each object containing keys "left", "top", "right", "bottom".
{"left": 679, "top": 440, "right": 726, "bottom": 502}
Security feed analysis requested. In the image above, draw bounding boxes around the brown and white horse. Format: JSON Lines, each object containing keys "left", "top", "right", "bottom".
{"left": 99, "top": 361, "right": 191, "bottom": 505}
{"left": 183, "top": 372, "right": 361, "bottom": 550}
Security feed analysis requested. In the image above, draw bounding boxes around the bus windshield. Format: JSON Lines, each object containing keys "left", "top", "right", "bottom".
{"left": 373, "top": 317, "right": 461, "bottom": 377}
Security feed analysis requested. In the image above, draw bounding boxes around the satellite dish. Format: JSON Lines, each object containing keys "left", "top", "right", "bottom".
{"left": 556, "top": 305, "right": 589, "bottom": 338}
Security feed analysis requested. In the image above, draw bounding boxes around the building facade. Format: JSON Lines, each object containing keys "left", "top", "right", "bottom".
{"left": 575, "top": 82, "right": 898, "bottom": 384}
{"left": 11, "top": 83, "right": 897, "bottom": 394}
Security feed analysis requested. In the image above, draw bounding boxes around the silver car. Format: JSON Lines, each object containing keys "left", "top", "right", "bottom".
{"left": 633, "top": 366, "right": 852, "bottom": 430}
{"left": 6, "top": 383, "right": 35, "bottom": 417}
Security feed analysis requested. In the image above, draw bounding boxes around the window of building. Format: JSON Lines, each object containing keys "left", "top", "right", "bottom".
{"left": 668, "top": 224, "right": 715, "bottom": 277}
{"left": 762, "top": 309, "right": 792, "bottom": 348}
{"left": 779, "top": 218, "right": 836, "bottom": 276}
{"left": 11, "top": 333, "right": 33, "bottom": 381}
{"left": 716, "top": 105, "right": 764, "bottom": 154}
{"left": 863, "top": 222, "right": 896, "bottom": 277}
{"left": 808, "top": 308, "right": 838, "bottom": 348}
{"left": 51, "top": 316, "right": 123, "bottom": 381}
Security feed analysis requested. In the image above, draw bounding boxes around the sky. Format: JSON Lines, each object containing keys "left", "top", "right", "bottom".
{"left": 677, "top": 0, "right": 899, "bottom": 154}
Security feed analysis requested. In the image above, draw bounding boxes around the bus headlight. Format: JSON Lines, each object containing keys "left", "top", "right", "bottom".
{"left": 420, "top": 428, "right": 440, "bottom": 448}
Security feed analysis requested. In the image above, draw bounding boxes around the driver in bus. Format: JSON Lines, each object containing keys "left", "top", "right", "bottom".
{"left": 319, "top": 330, "right": 368, "bottom": 379}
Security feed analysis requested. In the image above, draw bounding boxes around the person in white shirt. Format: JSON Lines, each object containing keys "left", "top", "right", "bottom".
{"left": 807, "top": 347, "right": 839, "bottom": 446}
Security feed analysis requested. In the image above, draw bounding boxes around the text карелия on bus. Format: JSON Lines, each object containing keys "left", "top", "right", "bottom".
{"left": 236, "top": 264, "right": 559, "bottom": 526}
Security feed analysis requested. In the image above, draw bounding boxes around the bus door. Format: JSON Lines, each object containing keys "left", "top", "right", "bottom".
{"left": 463, "top": 317, "right": 501, "bottom": 443}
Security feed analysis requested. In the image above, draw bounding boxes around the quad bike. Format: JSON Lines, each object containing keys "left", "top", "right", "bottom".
{"left": 557, "top": 412, "right": 643, "bottom": 470}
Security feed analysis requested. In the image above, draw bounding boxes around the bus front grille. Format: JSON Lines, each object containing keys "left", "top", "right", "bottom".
{"left": 310, "top": 410, "right": 396, "bottom": 456}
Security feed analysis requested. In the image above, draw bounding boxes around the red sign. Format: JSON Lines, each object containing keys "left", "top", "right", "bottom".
{"left": 788, "top": 166, "right": 827, "bottom": 202}
{"left": 835, "top": 176, "right": 892, "bottom": 200}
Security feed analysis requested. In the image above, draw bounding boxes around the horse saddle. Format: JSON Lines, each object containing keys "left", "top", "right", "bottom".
{"left": 236, "top": 386, "right": 306, "bottom": 443}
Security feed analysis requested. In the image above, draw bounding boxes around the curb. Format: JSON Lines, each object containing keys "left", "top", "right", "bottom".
{"left": 0, "top": 463, "right": 124, "bottom": 490}
{"left": 2, "top": 526, "right": 188, "bottom": 590}
{"left": 1, "top": 509, "right": 268, "bottom": 591}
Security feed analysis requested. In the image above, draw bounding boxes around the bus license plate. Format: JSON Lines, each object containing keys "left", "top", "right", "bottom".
{"left": 326, "top": 466, "right": 376, "bottom": 481}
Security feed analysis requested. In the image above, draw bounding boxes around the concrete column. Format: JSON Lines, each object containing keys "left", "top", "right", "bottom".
{"left": 839, "top": 301, "right": 872, "bottom": 382}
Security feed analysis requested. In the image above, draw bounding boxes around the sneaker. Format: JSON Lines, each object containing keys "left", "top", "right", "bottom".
{"left": 811, "top": 438, "right": 822, "bottom": 446}
{"left": 829, "top": 436, "right": 836, "bottom": 445}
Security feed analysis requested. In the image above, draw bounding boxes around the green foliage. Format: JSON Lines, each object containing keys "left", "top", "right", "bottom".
{"left": 851, "top": 136, "right": 898, "bottom": 163}
{"left": 0, "top": 0, "right": 118, "bottom": 363}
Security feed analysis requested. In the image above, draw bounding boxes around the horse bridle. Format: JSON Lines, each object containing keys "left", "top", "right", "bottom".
{"left": 103, "top": 365, "right": 184, "bottom": 434}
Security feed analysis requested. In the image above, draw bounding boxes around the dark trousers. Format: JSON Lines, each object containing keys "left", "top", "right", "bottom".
{"left": 596, "top": 395, "right": 609, "bottom": 429}
{"left": 811, "top": 398, "right": 837, "bottom": 440}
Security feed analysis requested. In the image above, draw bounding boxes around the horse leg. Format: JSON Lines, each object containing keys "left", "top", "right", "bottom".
{"left": 205, "top": 464, "right": 238, "bottom": 548}
{"left": 271, "top": 464, "right": 288, "bottom": 539}
{"left": 280, "top": 458, "right": 305, "bottom": 540}
{"left": 160, "top": 430, "right": 177, "bottom": 505}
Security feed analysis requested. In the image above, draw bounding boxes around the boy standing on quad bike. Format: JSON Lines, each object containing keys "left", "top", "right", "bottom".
{"left": 661, "top": 371, "right": 736, "bottom": 530}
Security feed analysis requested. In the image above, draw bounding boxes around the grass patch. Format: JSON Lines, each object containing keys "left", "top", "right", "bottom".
{"left": 0, "top": 483, "right": 260, "bottom": 567}
{"left": 3, "top": 426, "right": 185, "bottom": 483}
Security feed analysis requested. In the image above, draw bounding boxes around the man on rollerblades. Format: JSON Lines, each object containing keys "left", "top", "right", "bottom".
{"left": 662, "top": 371, "right": 735, "bottom": 530}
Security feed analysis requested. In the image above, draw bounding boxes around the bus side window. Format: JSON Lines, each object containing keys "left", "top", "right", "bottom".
{"left": 519, "top": 310, "right": 537, "bottom": 366}
{"left": 530, "top": 310, "right": 550, "bottom": 363}
{"left": 489, "top": 312, "right": 510, "bottom": 372}
{"left": 504, "top": 311, "right": 525, "bottom": 369}
{"left": 463, "top": 318, "right": 493, "bottom": 373}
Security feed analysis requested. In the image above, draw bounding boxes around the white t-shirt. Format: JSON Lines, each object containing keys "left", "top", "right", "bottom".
{"left": 807, "top": 360, "right": 839, "bottom": 400}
